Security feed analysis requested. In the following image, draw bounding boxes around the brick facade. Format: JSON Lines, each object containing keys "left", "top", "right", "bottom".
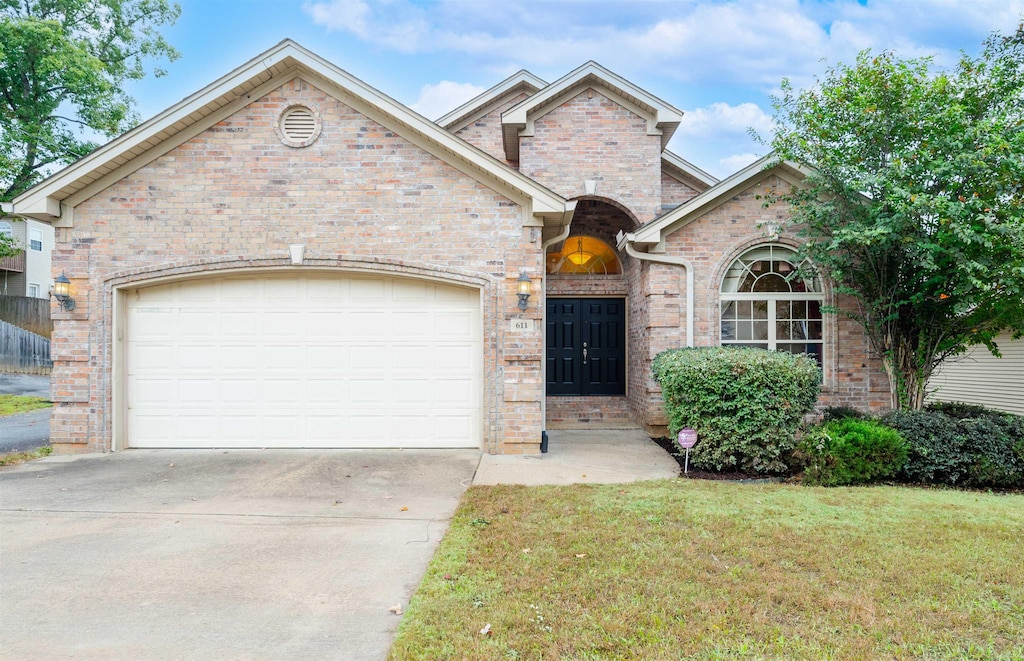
{"left": 49, "top": 78, "right": 546, "bottom": 453}
{"left": 33, "top": 45, "right": 891, "bottom": 453}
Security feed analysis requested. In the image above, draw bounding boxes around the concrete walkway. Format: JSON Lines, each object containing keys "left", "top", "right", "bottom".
{"left": 474, "top": 427, "right": 678, "bottom": 485}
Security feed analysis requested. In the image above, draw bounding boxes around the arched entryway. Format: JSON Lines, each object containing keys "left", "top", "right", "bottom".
{"left": 545, "top": 199, "right": 636, "bottom": 421}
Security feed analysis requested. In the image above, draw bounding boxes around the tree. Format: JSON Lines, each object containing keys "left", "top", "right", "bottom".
{"left": 766, "top": 27, "right": 1024, "bottom": 410}
{"left": 0, "top": 0, "right": 180, "bottom": 204}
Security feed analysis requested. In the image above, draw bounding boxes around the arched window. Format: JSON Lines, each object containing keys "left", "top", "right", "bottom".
{"left": 720, "top": 245, "right": 824, "bottom": 364}
{"left": 546, "top": 235, "right": 622, "bottom": 275}
{"left": 0, "top": 222, "right": 12, "bottom": 240}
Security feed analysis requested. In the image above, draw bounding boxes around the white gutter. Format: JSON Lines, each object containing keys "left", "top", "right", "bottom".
{"left": 0, "top": 202, "right": 12, "bottom": 215}
{"left": 536, "top": 209, "right": 575, "bottom": 444}
{"left": 620, "top": 239, "right": 694, "bottom": 348}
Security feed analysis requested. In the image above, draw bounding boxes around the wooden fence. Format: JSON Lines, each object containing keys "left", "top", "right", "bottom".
{"left": 0, "top": 319, "right": 52, "bottom": 374}
{"left": 0, "top": 295, "right": 51, "bottom": 339}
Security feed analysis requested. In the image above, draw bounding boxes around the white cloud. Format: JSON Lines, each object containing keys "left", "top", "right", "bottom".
{"left": 301, "top": 0, "right": 1020, "bottom": 89}
{"left": 677, "top": 102, "right": 774, "bottom": 141}
{"left": 302, "top": 0, "right": 371, "bottom": 37}
{"left": 409, "top": 81, "right": 487, "bottom": 120}
{"left": 718, "top": 153, "right": 762, "bottom": 176}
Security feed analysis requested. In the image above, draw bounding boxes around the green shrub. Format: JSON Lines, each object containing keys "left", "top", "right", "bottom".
{"left": 821, "top": 406, "right": 868, "bottom": 422}
{"left": 882, "top": 409, "right": 968, "bottom": 485}
{"left": 797, "top": 419, "right": 908, "bottom": 486}
{"left": 883, "top": 404, "right": 1024, "bottom": 488}
{"left": 652, "top": 347, "right": 821, "bottom": 474}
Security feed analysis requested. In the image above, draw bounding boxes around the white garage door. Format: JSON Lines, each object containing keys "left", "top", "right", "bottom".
{"left": 125, "top": 273, "right": 482, "bottom": 448}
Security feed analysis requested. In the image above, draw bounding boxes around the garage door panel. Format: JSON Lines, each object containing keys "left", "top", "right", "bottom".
{"left": 179, "top": 345, "right": 219, "bottom": 370}
{"left": 307, "top": 346, "right": 347, "bottom": 371}
{"left": 132, "top": 310, "right": 175, "bottom": 337}
{"left": 222, "top": 379, "right": 260, "bottom": 403}
{"left": 349, "top": 415, "right": 389, "bottom": 440}
{"left": 221, "top": 312, "right": 260, "bottom": 336}
{"left": 129, "top": 345, "right": 175, "bottom": 373}
{"left": 131, "top": 379, "right": 176, "bottom": 406}
{"left": 222, "top": 345, "right": 260, "bottom": 370}
{"left": 307, "top": 312, "right": 345, "bottom": 337}
{"left": 350, "top": 277, "right": 385, "bottom": 299}
{"left": 436, "top": 312, "right": 473, "bottom": 337}
{"left": 127, "top": 273, "right": 481, "bottom": 449}
{"left": 179, "top": 379, "right": 219, "bottom": 404}
{"left": 264, "top": 345, "right": 302, "bottom": 370}
{"left": 349, "top": 312, "right": 389, "bottom": 336}
{"left": 350, "top": 345, "right": 390, "bottom": 369}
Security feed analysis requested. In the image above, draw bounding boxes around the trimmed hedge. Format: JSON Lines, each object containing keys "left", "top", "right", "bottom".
{"left": 652, "top": 347, "right": 821, "bottom": 474}
{"left": 797, "top": 419, "right": 908, "bottom": 486}
{"left": 882, "top": 404, "right": 1024, "bottom": 488}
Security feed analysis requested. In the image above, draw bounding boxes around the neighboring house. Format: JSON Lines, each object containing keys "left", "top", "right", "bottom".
{"left": 928, "top": 333, "right": 1024, "bottom": 416}
{"left": 0, "top": 216, "right": 54, "bottom": 299}
{"left": 6, "top": 40, "right": 891, "bottom": 454}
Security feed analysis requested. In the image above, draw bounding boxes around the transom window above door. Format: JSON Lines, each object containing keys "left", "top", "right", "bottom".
{"left": 546, "top": 236, "right": 622, "bottom": 275}
{"left": 720, "top": 245, "right": 824, "bottom": 364}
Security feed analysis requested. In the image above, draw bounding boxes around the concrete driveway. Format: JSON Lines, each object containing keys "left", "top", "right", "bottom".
{"left": 0, "top": 449, "right": 479, "bottom": 660}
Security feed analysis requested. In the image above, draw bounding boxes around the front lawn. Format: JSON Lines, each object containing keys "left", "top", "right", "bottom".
{"left": 390, "top": 481, "right": 1024, "bottom": 660}
{"left": 0, "top": 395, "right": 52, "bottom": 417}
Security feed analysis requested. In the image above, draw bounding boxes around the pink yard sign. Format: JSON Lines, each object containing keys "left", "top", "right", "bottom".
{"left": 677, "top": 428, "right": 698, "bottom": 449}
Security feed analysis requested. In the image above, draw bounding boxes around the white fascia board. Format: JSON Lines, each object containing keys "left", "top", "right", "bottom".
{"left": 7, "top": 194, "right": 62, "bottom": 222}
{"left": 500, "top": 61, "right": 683, "bottom": 161}
{"left": 437, "top": 70, "right": 547, "bottom": 130}
{"left": 631, "top": 154, "right": 806, "bottom": 245}
{"left": 661, "top": 150, "right": 719, "bottom": 189}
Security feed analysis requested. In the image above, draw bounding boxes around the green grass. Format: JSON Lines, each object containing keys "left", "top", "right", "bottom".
{"left": 390, "top": 481, "right": 1024, "bottom": 660}
{"left": 0, "top": 394, "right": 52, "bottom": 417}
{"left": 0, "top": 445, "right": 52, "bottom": 466}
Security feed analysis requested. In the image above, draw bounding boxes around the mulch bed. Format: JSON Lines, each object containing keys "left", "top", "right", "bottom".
{"left": 649, "top": 436, "right": 785, "bottom": 482}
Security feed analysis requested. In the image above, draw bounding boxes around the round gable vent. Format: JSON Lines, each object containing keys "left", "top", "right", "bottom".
{"left": 277, "top": 105, "right": 322, "bottom": 147}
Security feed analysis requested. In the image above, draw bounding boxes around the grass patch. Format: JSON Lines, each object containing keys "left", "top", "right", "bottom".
{"left": 0, "top": 445, "right": 52, "bottom": 466}
{"left": 0, "top": 395, "right": 52, "bottom": 417}
{"left": 390, "top": 481, "right": 1024, "bottom": 660}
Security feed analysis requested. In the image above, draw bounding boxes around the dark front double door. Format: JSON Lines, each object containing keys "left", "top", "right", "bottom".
{"left": 546, "top": 298, "right": 625, "bottom": 396}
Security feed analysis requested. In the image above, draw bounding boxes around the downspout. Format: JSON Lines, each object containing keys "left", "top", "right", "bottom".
{"left": 537, "top": 204, "right": 575, "bottom": 452}
{"left": 620, "top": 240, "right": 694, "bottom": 348}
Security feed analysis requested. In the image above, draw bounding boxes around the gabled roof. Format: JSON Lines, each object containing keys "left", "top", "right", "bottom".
{"left": 500, "top": 61, "right": 683, "bottom": 162}
{"left": 437, "top": 70, "right": 547, "bottom": 132}
{"left": 623, "top": 154, "right": 809, "bottom": 249}
{"left": 661, "top": 150, "right": 718, "bottom": 192}
{"left": 11, "top": 40, "right": 573, "bottom": 227}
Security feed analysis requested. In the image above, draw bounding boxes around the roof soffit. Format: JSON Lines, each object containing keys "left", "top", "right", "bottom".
{"left": 12, "top": 40, "right": 571, "bottom": 226}
{"left": 661, "top": 150, "right": 718, "bottom": 191}
{"left": 438, "top": 70, "right": 547, "bottom": 132}
{"left": 628, "top": 155, "right": 809, "bottom": 247}
{"left": 500, "top": 61, "right": 684, "bottom": 162}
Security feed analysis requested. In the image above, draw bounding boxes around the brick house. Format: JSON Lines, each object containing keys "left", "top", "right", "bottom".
{"left": 6, "top": 41, "right": 889, "bottom": 454}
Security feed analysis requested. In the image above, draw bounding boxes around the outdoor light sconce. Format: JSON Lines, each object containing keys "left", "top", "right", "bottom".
{"left": 53, "top": 272, "right": 75, "bottom": 311}
{"left": 517, "top": 272, "right": 532, "bottom": 311}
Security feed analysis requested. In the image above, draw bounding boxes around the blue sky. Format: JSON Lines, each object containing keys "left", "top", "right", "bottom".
{"left": 125, "top": 0, "right": 1024, "bottom": 178}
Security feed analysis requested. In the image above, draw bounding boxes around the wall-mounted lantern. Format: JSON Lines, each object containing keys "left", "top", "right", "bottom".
{"left": 517, "top": 272, "right": 532, "bottom": 311}
{"left": 53, "top": 272, "right": 76, "bottom": 311}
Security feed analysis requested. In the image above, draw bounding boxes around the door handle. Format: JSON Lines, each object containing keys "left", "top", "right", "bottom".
{"left": 582, "top": 341, "right": 588, "bottom": 364}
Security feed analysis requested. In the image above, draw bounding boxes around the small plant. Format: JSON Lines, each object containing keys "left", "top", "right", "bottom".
{"left": 652, "top": 346, "right": 821, "bottom": 474}
{"left": 0, "top": 445, "right": 52, "bottom": 466}
{"left": 798, "top": 419, "right": 908, "bottom": 486}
